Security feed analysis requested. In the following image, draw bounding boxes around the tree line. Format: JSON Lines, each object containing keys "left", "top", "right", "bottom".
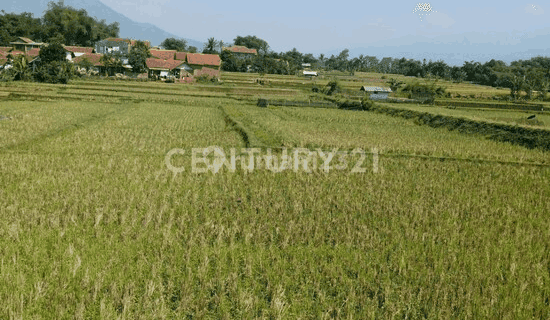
{"left": 190, "top": 34, "right": 550, "bottom": 101}
{"left": 0, "top": 1, "right": 119, "bottom": 47}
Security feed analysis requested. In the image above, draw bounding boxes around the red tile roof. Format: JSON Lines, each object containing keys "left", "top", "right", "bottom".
{"left": 150, "top": 49, "right": 176, "bottom": 60}
{"left": 64, "top": 46, "right": 94, "bottom": 54}
{"left": 73, "top": 53, "right": 103, "bottom": 66}
{"left": 175, "top": 52, "right": 187, "bottom": 61}
{"left": 222, "top": 45, "right": 257, "bottom": 54}
{"left": 146, "top": 58, "right": 183, "bottom": 70}
{"left": 9, "top": 51, "right": 24, "bottom": 56}
{"left": 186, "top": 53, "right": 221, "bottom": 66}
{"left": 0, "top": 47, "right": 12, "bottom": 53}
{"left": 26, "top": 48, "right": 40, "bottom": 58}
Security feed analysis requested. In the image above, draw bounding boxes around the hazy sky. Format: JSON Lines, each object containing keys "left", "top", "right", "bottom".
{"left": 97, "top": 1, "right": 548, "bottom": 55}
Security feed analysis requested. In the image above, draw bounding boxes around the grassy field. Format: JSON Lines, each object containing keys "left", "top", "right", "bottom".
{"left": 0, "top": 74, "right": 549, "bottom": 319}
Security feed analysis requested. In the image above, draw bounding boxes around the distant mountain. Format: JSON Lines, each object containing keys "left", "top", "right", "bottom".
{"left": 2, "top": 0, "right": 203, "bottom": 48}
{"left": 326, "top": 32, "right": 550, "bottom": 67}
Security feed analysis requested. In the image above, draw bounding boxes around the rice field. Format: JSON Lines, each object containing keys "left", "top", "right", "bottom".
{"left": 0, "top": 74, "right": 549, "bottom": 319}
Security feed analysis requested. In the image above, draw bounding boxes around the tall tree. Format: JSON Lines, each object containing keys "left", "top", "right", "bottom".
{"left": 41, "top": 1, "right": 118, "bottom": 46}
{"left": 217, "top": 40, "right": 224, "bottom": 54}
{"left": 38, "top": 41, "right": 66, "bottom": 64}
{"left": 161, "top": 37, "right": 187, "bottom": 51}
{"left": 202, "top": 37, "right": 217, "bottom": 54}
{"left": 233, "top": 35, "right": 269, "bottom": 55}
{"left": 128, "top": 40, "right": 151, "bottom": 73}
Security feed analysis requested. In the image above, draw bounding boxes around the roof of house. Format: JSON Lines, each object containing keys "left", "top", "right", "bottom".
{"left": 360, "top": 86, "right": 392, "bottom": 92}
{"left": 64, "top": 46, "right": 94, "bottom": 54}
{"left": 8, "top": 50, "right": 24, "bottom": 56}
{"left": 222, "top": 45, "right": 257, "bottom": 54}
{"left": 73, "top": 53, "right": 103, "bottom": 66}
{"left": 146, "top": 58, "right": 184, "bottom": 70}
{"left": 0, "top": 47, "right": 13, "bottom": 53}
{"left": 175, "top": 52, "right": 187, "bottom": 61}
{"left": 10, "top": 37, "right": 43, "bottom": 45}
{"left": 186, "top": 53, "right": 221, "bottom": 66}
{"left": 103, "top": 37, "right": 129, "bottom": 43}
{"left": 19, "top": 37, "right": 34, "bottom": 44}
{"left": 26, "top": 48, "right": 40, "bottom": 58}
{"left": 150, "top": 49, "right": 176, "bottom": 60}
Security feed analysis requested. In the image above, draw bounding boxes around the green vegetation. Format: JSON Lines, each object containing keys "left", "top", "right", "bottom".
{"left": 0, "top": 71, "right": 549, "bottom": 319}
{"left": 0, "top": 1, "right": 119, "bottom": 47}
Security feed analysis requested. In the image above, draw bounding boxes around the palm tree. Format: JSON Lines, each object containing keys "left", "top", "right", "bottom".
{"left": 202, "top": 37, "right": 217, "bottom": 54}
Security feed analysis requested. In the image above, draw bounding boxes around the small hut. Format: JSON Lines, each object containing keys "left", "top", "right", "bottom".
{"left": 360, "top": 86, "right": 392, "bottom": 100}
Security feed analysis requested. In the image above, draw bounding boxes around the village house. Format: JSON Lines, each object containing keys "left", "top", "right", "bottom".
{"left": 186, "top": 53, "right": 221, "bottom": 78}
{"left": 145, "top": 52, "right": 221, "bottom": 82}
{"left": 73, "top": 53, "right": 103, "bottom": 74}
{"left": 64, "top": 46, "right": 95, "bottom": 61}
{"left": 222, "top": 45, "right": 257, "bottom": 59}
{"left": 95, "top": 38, "right": 150, "bottom": 56}
{"left": 360, "top": 86, "right": 392, "bottom": 100}
{"left": 146, "top": 58, "right": 184, "bottom": 80}
{"left": 9, "top": 37, "right": 45, "bottom": 53}
{"left": 150, "top": 49, "right": 177, "bottom": 60}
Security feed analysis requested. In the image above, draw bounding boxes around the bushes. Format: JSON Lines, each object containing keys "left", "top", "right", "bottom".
{"left": 33, "top": 61, "right": 75, "bottom": 84}
{"left": 195, "top": 74, "right": 219, "bottom": 84}
{"left": 326, "top": 77, "right": 342, "bottom": 95}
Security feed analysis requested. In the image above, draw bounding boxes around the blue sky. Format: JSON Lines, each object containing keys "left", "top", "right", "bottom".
{"left": 97, "top": 1, "right": 548, "bottom": 63}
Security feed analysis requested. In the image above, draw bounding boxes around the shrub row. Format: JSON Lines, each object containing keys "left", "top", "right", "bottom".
{"left": 434, "top": 99, "right": 546, "bottom": 111}
{"left": 257, "top": 99, "right": 336, "bottom": 108}
{"left": 362, "top": 103, "right": 550, "bottom": 151}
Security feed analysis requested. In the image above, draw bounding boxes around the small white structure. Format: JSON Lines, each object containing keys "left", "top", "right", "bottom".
{"left": 303, "top": 70, "right": 318, "bottom": 77}
{"left": 360, "top": 86, "right": 392, "bottom": 100}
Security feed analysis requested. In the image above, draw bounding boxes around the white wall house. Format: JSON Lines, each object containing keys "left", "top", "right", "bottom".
{"left": 360, "top": 86, "right": 392, "bottom": 100}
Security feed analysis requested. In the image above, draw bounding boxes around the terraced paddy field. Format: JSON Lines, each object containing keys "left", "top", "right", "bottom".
{"left": 0, "top": 76, "right": 549, "bottom": 319}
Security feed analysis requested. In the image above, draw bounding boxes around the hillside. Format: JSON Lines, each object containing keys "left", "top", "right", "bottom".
{"left": 2, "top": 0, "right": 204, "bottom": 48}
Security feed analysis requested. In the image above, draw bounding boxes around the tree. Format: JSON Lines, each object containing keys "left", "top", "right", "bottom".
{"left": 0, "top": 11, "right": 43, "bottom": 46}
{"left": 317, "top": 53, "right": 326, "bottom": 69}
{"left": 6, "top": 54, "right": 31, "bottom": 81}
{"left": 100, "top": 52, "right": 124, "bottom": 76}
{"left": 336, "top": 49, "right": 350, "bottom": 71}
{"left": 220, "top": 50, "right": 238, "bottom": 72}
{"left": 161, "top": 37, "right": 187, "bottom": 51}
{"left": 33, "top": 60, "right": 74, "bottom": 84}
{"left": 41, "top": 1, "right": 118, "bottom": 46}
{"left": 217, "top": 40, "right": 224, "bottom": 54}
{"left": 128, "top": 40, "right": 151, "bottom": 73}
{"left": 386, "top": 78, "right": 405, "bottom": 92}
{"left": 202, "top": 37, "right": 217, "bottom": 54}
{"left": 38, "top": 42, "right": 66, "bottom": 64}
{"left": 233, "top": 35, "right": 270, "bottom": 55}
{"left": 187, "top": 46, "right": 198, "bottom": 53}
